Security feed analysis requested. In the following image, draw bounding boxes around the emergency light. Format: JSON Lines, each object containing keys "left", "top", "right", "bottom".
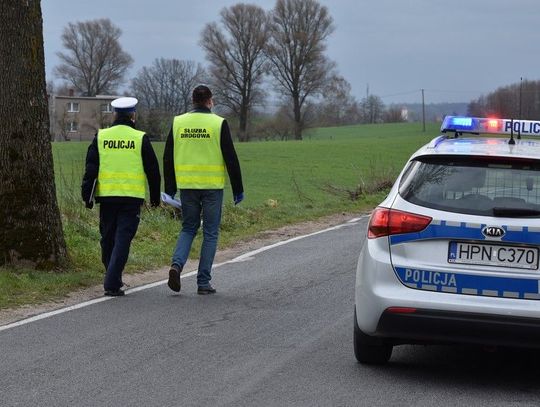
{"left": 441, "top": 116, "right": 540, "bottom": 137}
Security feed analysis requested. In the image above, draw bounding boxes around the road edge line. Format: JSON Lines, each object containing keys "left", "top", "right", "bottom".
{"left": 0, "top": 216, "right": 367, "bottom": 333}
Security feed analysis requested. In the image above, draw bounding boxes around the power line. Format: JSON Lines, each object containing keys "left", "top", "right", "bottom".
{"left": 380, "top": 88, "right": 486, "bottom": 99}
{"left": 424, "top": 88, "right": 488, "bottom": 94}
{"left": 379, "top": 90, "right": 420, "bottom": 99}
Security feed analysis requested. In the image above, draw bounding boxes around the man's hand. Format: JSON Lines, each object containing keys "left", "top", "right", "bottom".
{"left": 234, "top": 192, "right": 244, "bottom": 205}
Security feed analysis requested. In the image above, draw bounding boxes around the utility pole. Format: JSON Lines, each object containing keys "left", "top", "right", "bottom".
{"left": 519, "top": 77, "right": 523, "bottom": 119}
{"left": 421, "top": 88, "right": 426, "bottom": 132}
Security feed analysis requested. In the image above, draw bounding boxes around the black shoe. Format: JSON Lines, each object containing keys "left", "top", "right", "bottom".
{"left": 197, "top": 286, "right": 216, "bottom": 295}
{"left": 104, "top": 289, "right": 125, "bottom": 297}
{"left": 168, "top": 264, "right": 182, "bottom": 292}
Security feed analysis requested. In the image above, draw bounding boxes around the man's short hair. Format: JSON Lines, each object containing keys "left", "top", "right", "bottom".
{"left": 193, "top": 85, "right": 212, "bottom": 106}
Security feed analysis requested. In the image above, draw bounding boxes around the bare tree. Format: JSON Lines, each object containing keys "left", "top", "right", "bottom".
{"left": 314, "top": 73, "right": 358, "bottom": 126}
{"left": 383, "top": 106, "right": 406, "bottom": 123}
{"left": 90, "top": 106, "right": 114, "bottom": 135}
{"left": 131, "top": 58, "right": 205, "bottom": 138}
{"left": 47, "top": 81, "right": 75, "bottom": 140}
{"left": 361, "top": 95, "right": 385, "bottom": 124}
{"left": 56, "top": 106, "right": 70, "bottom": 141}
{"left": 132, "top": 58, "right": 204, "bottom": 115}
{"left": 54, "top": 18, "right": 133, "bottom": 96}
{"left": 266, "top": 0, "right": 335, "bottom": 140}
{"left": 467, "top": 96, "right": 486, "bottom": 117}
{"left": 200, "top": 4, "right": 269, "bottom": 142}
{"left": 0, "top": 0, "right": 66, "bottom": 268}
{"left": 53, "top": 82, "right": 75, "bottom": 96}
{"left": 253, "top": 106, "right": 294, "bottom": 141}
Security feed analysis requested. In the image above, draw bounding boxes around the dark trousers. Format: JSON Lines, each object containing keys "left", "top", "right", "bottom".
{"left": 99, "top": 202, "right": 141, "bottom": 291}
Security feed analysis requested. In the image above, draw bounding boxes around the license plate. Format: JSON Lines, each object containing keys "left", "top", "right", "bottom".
{"left": 448, "top": 241, "right": 539, "bottom": 270}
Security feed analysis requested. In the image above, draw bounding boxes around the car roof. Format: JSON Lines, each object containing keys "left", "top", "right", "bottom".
{"left": 412, "top": 137, "right": 540, "bottom": 160}
{"left": 412, "top": 116, "right": 540, "bottom": 161}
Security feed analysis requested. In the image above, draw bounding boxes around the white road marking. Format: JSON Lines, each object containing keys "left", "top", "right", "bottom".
{"left": 227, "top": 256, "right": 255, "bottom": 263}
{"left": 0, "top": 216, "right": 367, "bottom": 333}
{"left": 223, "top": 219, "right": 364, "bottom": 264}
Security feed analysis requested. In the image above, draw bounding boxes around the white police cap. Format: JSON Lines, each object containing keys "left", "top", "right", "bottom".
{"left": 111, "top": 97, "right": 138, "bottom": 112}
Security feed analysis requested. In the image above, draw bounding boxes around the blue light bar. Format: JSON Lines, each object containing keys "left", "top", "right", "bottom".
{"left": 441, "top": 116, "right": 477, "bottom": 132}
{"left": 450, "top": 117, "right": 473, "bottom": 128}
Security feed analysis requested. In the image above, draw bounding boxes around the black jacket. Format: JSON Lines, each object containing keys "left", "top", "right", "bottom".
{"left": 163, "top": 108, "right": 243, "bottom": 196}
{"left": 81, "top": 117, "right": 161, "bottom": 206}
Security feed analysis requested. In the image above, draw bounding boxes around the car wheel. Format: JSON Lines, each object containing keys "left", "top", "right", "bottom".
{"left": 354, "top": 308, "right": 392, "bottom": 364}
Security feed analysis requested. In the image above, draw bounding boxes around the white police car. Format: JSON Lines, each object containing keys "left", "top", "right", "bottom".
{"left": 354, "top": 116, "right": 540, "bottom": 364}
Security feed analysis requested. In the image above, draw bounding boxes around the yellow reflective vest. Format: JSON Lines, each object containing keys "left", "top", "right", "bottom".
{"left": 96, "top": 125, "right": 146, "bottom": 199}
{"left": 173, "top": 112, "right": 226, "bottom": 189}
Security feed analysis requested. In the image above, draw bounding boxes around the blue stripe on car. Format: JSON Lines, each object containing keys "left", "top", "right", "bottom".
{"left": 395, "top": 267, "right": 539, "bottom": 299}
{"left": 389, "top": 221, "right": 540, "bottom": 245}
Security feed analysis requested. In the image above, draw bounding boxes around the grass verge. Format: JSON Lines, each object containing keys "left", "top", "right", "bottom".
{"left": 0, "top": 122, "right": 437, "bottom": 310}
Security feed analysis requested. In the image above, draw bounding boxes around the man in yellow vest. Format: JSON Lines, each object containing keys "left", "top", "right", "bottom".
{"left": 82, "top": 97, "right": 161, "bottom": 296}
{"left": 163, "top": 85, "right": 244, "bottom": 295}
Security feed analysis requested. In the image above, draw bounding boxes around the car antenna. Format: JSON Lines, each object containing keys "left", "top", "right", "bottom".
{"left": 509, "top": 119, "right": 516, "bottom": 145}
{"left": 518, "top": 76, "right": 523, "bottom": 140}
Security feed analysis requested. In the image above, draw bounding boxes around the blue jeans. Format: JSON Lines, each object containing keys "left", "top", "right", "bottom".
{"left": 172, "top": 189, "right": 223, "bottom": 288}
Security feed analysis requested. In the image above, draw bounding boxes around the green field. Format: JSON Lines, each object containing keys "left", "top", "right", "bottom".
{"left": 1, "top": 122, "right": 439, "bottom": 309}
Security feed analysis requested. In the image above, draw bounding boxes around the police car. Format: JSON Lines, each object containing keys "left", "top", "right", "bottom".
{"left": 354, "top": 116, "right": 540, "bottom": 364}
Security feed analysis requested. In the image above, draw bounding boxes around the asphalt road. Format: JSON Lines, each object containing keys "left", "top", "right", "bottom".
{"left": 2, "top": 217, "right": 540, "bottom": 406}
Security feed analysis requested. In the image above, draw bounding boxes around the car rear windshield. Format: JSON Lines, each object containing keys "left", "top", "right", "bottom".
{"left": 399, "top": 155, "right": 540, "bottom": 217}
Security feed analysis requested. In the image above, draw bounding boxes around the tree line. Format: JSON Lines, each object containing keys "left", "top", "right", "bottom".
{"left": 467, "top": 79, "right": 540, "bottom": 120}
{"left": 51, "top": 0, "right": 404, "bottom": 142}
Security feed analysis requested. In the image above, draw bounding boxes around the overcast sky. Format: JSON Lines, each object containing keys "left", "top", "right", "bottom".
{"left": 41, "top": 0, "right": 540, "bottom": 105}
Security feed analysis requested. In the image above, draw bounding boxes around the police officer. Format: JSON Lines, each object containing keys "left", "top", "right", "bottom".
{"left": 163, "top": 85, "right": 243, "bottom": 295}
{"left": 81, "top": 97, "right": 161, "bottom": 296}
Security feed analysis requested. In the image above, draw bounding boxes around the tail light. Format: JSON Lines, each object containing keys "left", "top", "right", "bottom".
{"left": 367, "top": 207, "right": 432, "bottom": 239}
{"left": 386, "top": 307, "right": 417, "bottom": 314}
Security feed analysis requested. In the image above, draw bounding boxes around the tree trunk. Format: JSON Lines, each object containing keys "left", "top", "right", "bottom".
{"left": 238, "top": 103, "right": 249, "bottom": 142}
{"left": 293, "top": 95, "right": 303, "bottom": 140}
{"left": 0, "top": 1, "right": 67, "bottom": 269}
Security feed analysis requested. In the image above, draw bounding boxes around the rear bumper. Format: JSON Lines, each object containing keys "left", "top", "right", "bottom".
{"left": 376, "top": 308, "right": 540, "bottom": 348}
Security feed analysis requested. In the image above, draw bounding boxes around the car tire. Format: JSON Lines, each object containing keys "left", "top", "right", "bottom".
{"left": 354, "top": 308, "right": 392, "bottom": 364}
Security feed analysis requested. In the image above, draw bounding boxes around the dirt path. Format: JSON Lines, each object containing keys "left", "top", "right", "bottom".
{"left": 0, "top": 212, "right": 366, "bottom": 327}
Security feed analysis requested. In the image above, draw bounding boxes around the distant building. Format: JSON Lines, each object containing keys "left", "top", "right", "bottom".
{"left": 401, "top": 107, "right": 409, "bottom": 121}
{"left": 50, "top": 91, "right": 118, "bottom": 141}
